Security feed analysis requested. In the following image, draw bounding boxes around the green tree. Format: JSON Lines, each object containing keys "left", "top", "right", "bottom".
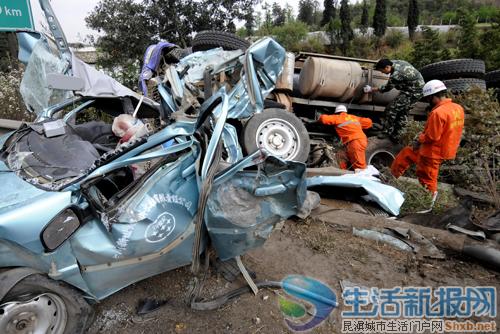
{"left": 272, "top": 3, "right": 286, "bottom": 26}
{"left": 262, "top": 2, "right": 273, "bottom": 33}
{"left": 373, "top": 0, "right": 387, "bottom": 38}
{"left": 284, "top": 3, "right": 295, "bottom": 23}
{"left": 321, "top": 0, "right": 336, "bottom": 27}
{"left": 407, "top": 0, "right": 419, "bottom": 41}
{"left": 410, "top": 26, "right": 444, "bottom": 69}
{"left": 298, "top": 0, "right": 319, "bottom": 26}
{"left": 87, "top": 0, "right": 254, "bottom": 87}
{"left": 326, "top": 18, "right": 340, "bottom": 53}
{"left": 271, "top": 20, "right": 309, "bottom": 51}
{"left": 360, "top": 0, "right": 369, "bottom": 35}
{"left": 339, "top": 0, "right": 353, "bottom": 55}
{"left": 242, "top": 0, "right": 255, "bottom": 36}
{"left": 457, "top": 9, "right": 480, "bottom": 59}
{"left": 86, "top": 0, "right": 152, "bottom": 87}
{"left": 479, "top": 12, "right": 500, "bottom": 70}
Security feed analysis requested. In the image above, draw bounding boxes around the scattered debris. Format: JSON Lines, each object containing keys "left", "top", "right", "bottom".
{"left": 136, "top": 298, "right": 169, "bottom": 315}
{"left": 352, "top": 227, "right": 413, "bottom": 252}
{"left": 307, "top": 174, "right": 404, "bottom": 216}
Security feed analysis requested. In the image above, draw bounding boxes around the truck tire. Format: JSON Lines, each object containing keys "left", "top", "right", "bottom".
{"left": 485, "top": 70, "right": 500, "bottom": 88}
{"left": 0, "top": 274, "right": 93, "bottom": 334}
{"left": 263, "top": 100, "right": 286, "bottom": 110}
{"left": 243, "top": 108, "right": 310, "bottom": 162}
{"left": 365, "top": 138, "right": 402, "bottom": 169}
{"left": 192, "top": 31, "right": 250, "bottom": 52}
{"left": 443, "top": 78, "right": 487, "bottom": 94}
{"left": 420, "top": 59, "right": 486, "bottom": 81}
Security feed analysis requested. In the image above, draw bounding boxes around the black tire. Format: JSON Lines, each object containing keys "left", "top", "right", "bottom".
{"left": 1, "top": 274, "right": 93, "bottom": 334}
{"left": 263, "top": 100, "right": 286, "bottom": 109}
{"left": 420, "top": 59, "right": 486, "bottom": 81}
{"left": 192, "top": 31, "right": 250, "bottom": 52}
{"left": 485, "top": 70, "right": 500, "bottom": 88}
{"left": 443, "top": 78, "right": 487, "bottom": 94}
{"left": 365, "top": 137, "right": 402, "bottom": 169}
{"left": 243, "top": 108, "right": 310, "bottom": 162}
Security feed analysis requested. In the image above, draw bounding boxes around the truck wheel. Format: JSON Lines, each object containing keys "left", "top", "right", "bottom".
{"left": 365, "top": 138, "right": 402, "bottom": 169}
{"left": 485, "top": 70, "right": 500, "bottom": 88}
{"left": 243, "top": 108, "right": 310, "bottom": 162}
{"left": 443, "top": 78, "right": 487, "bottom": 94}
{"left": 0, "top": 274, "right": 93, "bottom": 334}
{"left": 420, "top": 59, "right": 485, "bottom": 81}
{"left": 192, "top": 31, "right": 250, "bottom": 52}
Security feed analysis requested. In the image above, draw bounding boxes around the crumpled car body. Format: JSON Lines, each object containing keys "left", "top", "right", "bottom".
{"left": 0, "top": 34, "right": 307, "bottom": 301}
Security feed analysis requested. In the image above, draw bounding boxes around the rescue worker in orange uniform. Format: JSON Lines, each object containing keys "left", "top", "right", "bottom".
{"left": 391, "top": 80, "right": 465, "bottom": 206}
{"left": 319, "top": 105, "right": 373, "bottom": 170}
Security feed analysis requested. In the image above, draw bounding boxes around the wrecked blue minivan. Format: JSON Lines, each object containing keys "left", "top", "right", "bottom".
{"left": 0, "top": 3, "right": 309, "bottom": 332}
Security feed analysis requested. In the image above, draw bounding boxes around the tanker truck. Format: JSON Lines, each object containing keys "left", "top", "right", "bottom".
{"left": 142, "top": 33, "right": 429, "bottom": 168}
{"left": 259, "top": 51, "right": 428, "bottom": 168}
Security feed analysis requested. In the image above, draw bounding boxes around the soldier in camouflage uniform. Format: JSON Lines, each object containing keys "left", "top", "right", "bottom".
{"left": 366, "top": 59, "right": 425, "bottom": 142}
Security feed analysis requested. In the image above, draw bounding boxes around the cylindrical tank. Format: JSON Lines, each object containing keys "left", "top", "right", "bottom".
{"left": 276, "top": 52, "right": 295, "bottom": 91}
{"left": 298, "top": 57, "right": 363, "bottom": 102}
{"left": 356, "top": 69, "right": 400, "bottom": 106}
{"left": 370, "top": 70, "right": 400, "bottom": 105}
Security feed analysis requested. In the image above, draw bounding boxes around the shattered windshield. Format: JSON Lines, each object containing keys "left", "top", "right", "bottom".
{"left": 19, "top": 40, "right": 73, "bottom": 114}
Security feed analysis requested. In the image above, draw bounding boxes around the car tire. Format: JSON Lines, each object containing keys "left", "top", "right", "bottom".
{"left": 485, "top": 70, "right": 500, "bottom": 88}
{"left": 243, "top": 108, "right": 310, "bottom": 162}
{"left": 0, "top": 274, "right": 93, "bottom": 334}
{"left": 365, "top": 137, "right": 402, "bottom": 169}
{"left": 443, "top": 78, "right": 487, "bottom": 94}
{"left": 192, "top": 31, "right": 250, "bottom": 52}
{"left": 420, "top": 59, "right": 486, "bottom": 81}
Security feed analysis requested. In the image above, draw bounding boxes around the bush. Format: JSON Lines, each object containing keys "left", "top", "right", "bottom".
{"left": 446, "top": 88, "right": 500, "bottom": 200}
{"left": 384, "top": 30, "right": 405, "bottom": 49}
{"left": 0, "top": 67, "right": 32, "bottom": 121}
{"left": 296, "top": 35, "right": 326, "bottom": 53}
{"left": 349, "top": 36, "right": 376, "bottom": 59}
{"left": 396, "top": 89, "right": 499, "bottom": 206}
{"left": 270, "top": 20, "right": 309, "bottom": 51}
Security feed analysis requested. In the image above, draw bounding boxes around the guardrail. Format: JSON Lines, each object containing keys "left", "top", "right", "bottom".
{"left": 0, "top": 119, "right": 23, "bottom": 136}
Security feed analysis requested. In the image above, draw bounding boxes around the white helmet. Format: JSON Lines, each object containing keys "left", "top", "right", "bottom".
{"left": 422, "top": 80, "right": 447, "bottom": 97}
{"left": 335, "top": 105, "right": 347, "bottom": 113}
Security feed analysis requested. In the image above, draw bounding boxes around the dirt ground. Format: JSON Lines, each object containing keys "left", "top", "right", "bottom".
{"left": 88, "top": 207, "right": 500, "bottom": 334}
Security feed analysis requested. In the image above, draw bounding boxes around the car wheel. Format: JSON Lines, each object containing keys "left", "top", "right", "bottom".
{"left": 365, "top": 137, "right": 402, "bottom": 169}
{"left": 192, "top": 31, "right": 250, "bottom": 52}
{"left": 0, "top": 274, "right": 93, "bottom": 334}
{"left": 243, "top": 108, "right": 310, "bottom": 162}
{"left": 443, "top": 78, "right": 487, "bottom": 94}
{"left": 420, "top": 59, "right": 486, "bottom": 81}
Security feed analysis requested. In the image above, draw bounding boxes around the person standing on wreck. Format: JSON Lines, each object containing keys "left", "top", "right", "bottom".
{"left": 390, "top": 80, "right": 465, "bottom": 209}
{"left": 364, "top": 59, "right": 425, "bottom": 142}
{"left": 319, "top": 105, "right": 373, "bottom": 170}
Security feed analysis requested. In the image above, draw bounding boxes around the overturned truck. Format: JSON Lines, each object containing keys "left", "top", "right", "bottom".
{"left": 141, "top": 31, "right": 487, "bottom": 169}
{"left": 140, "top": 32, "right": 423, "bottom": 168}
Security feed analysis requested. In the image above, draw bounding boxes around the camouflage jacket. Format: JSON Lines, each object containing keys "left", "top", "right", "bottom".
{"left": 380, "top": 60, "right": 425, "bottom": 97}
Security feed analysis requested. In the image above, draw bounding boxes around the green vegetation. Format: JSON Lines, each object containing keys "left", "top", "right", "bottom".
{"left": 373, "top": 0, "right": 387, "bottom": 38}
{"left": 407, "top": 0, "right": 419, "bottom": 41}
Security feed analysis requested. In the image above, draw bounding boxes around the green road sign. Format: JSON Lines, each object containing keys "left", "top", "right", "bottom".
{"left": 0, "top": 0, "right": 34, "bottom": 31}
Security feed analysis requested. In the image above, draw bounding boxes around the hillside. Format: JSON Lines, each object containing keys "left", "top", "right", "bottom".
{"left": 351, "top": 0, "right": 500, "bottom": 26}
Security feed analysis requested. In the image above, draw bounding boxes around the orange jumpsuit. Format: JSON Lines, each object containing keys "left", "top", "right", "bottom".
{"left": 391, "top": 98, "right": 464, "bottom": 192}
{"left": 319, "top": 113, "right": 373, "bottom": 170}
